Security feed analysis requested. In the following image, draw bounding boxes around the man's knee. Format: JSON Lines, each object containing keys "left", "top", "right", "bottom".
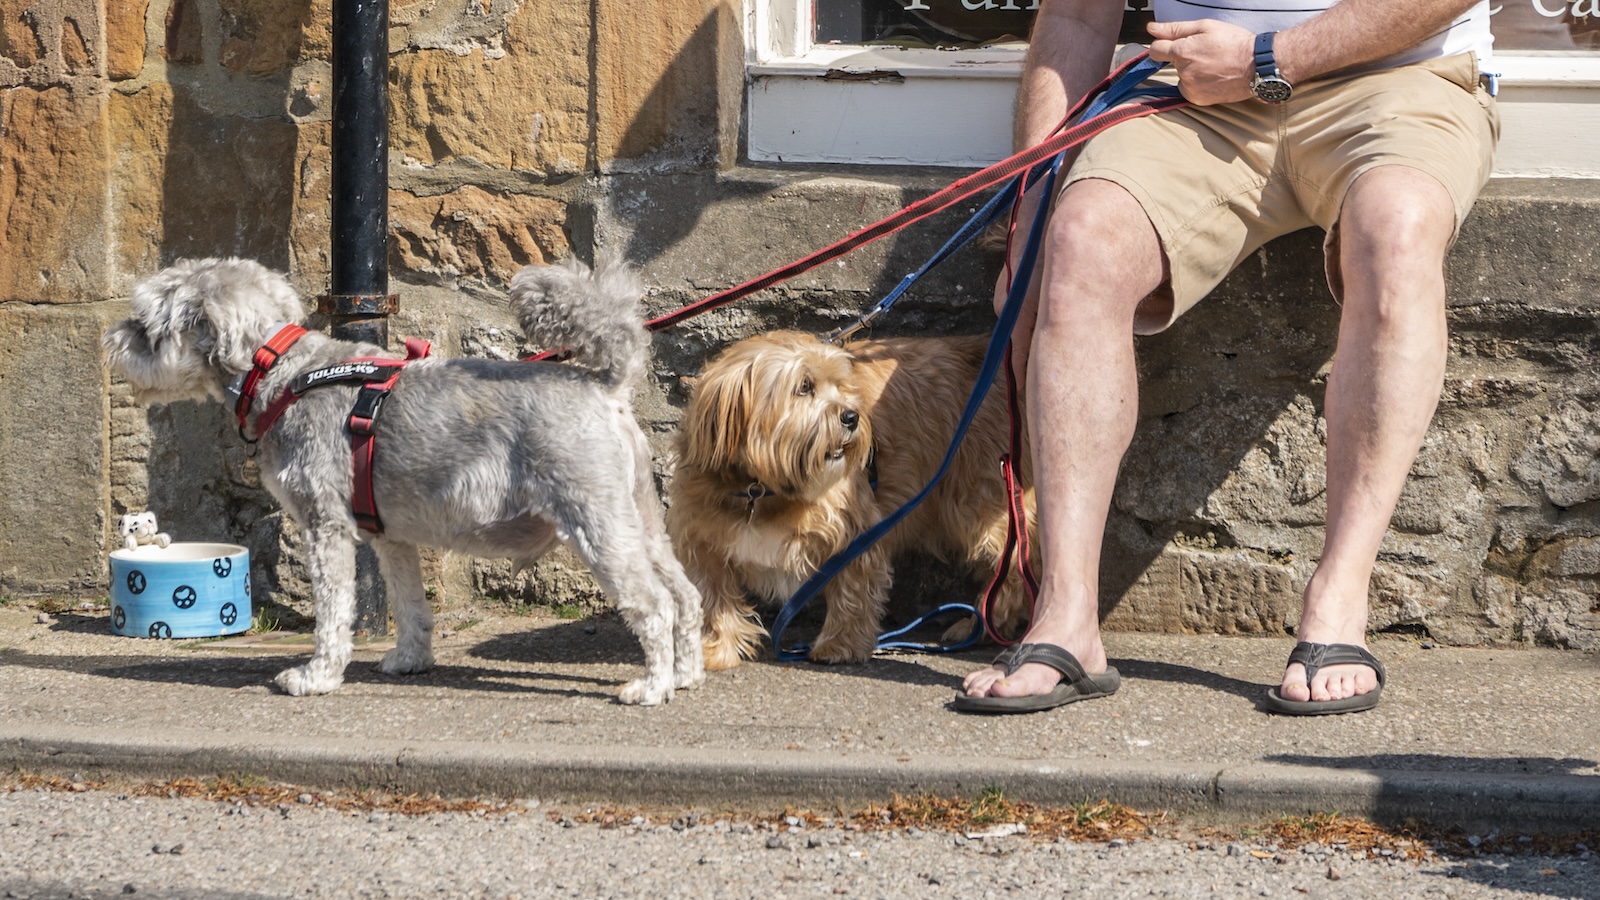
{"left": 1338, "top": 167, "right": 1457, "bottom": 258}
{"left": 1039, "top": 179, "right": 1165, "bottom": 320}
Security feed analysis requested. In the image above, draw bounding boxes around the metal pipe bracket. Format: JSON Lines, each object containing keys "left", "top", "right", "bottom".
{"left": 317, "top": 293, "right": 399, "bottom": 317}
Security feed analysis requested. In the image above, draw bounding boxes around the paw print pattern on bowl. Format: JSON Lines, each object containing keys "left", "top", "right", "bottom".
{"left": 108, "top": 543, "right": 251, "bottom": 639}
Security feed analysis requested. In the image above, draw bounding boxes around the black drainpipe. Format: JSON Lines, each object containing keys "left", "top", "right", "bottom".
{"left": 323, "top": 0, "right": 392, "bottom": 634}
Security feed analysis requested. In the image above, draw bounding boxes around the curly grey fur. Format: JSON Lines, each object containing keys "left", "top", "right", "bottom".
{"left": 103, "top": 256, "right": 703, "bottom": 707}
{"left": 508, "top": 254, "right": 647, "bottom": 389}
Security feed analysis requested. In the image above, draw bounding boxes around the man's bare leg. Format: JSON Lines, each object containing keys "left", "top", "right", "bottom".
{"left": 1280, "top": 165, "right": 1455, "bottom": 704}
{"left": 964, "top": 178, "right": 1165, "bottom": 700}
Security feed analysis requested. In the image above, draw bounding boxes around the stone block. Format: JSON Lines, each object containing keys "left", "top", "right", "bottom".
{"left": 164, "top": 0, "right": 203, "bottom": 64}
{"left": 107, "top": 83, "right": 169, "bottom": 284}
{"left": 1517, "top": 585, "right": 1600, "bottom": 650}
{"left": 106, "top": 0, "right": 151, "bottom": 79}
{"left": 0, "top": 85, "right": 111, "bottom": 302}
{"left": 594, "top": 0, "right": 739, "bottom": 170}
{"left": 60, "top": 13, "right": 91, "bottom": 73}
{"left": 390, "top": 186, "right": 569, "bottom": 288}
{"left": 0, "top": 304, "right": 109, "bottom": 594}
{"left": 288, "top": 120, "right": 332, "bottom": 289}
{"left": 1508, "top": 396, "right": 1600, "bottom": 509}
{"left": 217, "top": 0, "right": 314, "bottom": 75}
{"left": 597, "top": 168, "right": 996, "bottom": 303}
{"left": 108, "top": 83, "right": 304, "bottom": 281}
{"left": 391, "top": 2, "right": 589, "bottom": 174}
{"left": 1, "top": 4, "right": 45, "bottom": 70}
{"left": 153, "top": 86, "right": 300, "bottom": 268}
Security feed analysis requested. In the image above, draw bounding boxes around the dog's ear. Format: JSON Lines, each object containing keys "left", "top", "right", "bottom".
{"left": 678, "top": 356, "right": 753, "bottom": 473}
{"left": 198, "top": 260, "right": 304, "bottom": 372}
{"left": 102, "top": 317, "right": 169, "bottom": 394}
{"left": 102, "top": 318, "right": 151, "bottom": 366}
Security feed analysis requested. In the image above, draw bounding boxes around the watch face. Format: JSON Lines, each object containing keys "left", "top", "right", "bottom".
{"left": 1254, "top": 76, "right": 1292, "bottom": 104}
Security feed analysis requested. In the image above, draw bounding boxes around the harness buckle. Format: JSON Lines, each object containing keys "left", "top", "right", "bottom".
{"left": 348, "top": 385, "right": 388, "bottom": 435}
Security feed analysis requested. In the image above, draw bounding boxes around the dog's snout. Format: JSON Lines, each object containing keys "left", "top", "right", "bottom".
{"left": 840, "top": 409, "right": 859, "bottom": 431}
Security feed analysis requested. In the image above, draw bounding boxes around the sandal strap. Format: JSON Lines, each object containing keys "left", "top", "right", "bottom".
{"left": 1001, "top": 642, "right": 1088, "bottom": 683}
{"left": 990, "top": 644, "right": 1025, "bottom": 671}
{"left": 1286, "top": 641, "right": 1386, "bottom": 688}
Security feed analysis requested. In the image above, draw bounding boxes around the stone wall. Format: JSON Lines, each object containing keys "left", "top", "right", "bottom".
{"left": 1, "top": 1, "right": 1595, "bottom": 649}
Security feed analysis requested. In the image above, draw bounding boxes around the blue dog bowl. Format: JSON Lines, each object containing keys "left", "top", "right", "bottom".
{"left": 108, "top": 543, "right": 251, "bottom": 638}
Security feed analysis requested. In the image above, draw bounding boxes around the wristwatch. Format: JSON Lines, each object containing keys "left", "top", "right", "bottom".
{"left": 1251, "top": 31, "right": 1293, "bottom": 104}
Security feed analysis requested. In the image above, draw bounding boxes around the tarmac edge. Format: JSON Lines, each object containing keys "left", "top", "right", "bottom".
{"left": 3, "top": 724, "right": 1596, "bottom": 832}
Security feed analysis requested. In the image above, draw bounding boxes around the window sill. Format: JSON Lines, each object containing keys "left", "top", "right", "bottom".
{"left": 747, "top": 49, "right": 1600, "bottom": 175}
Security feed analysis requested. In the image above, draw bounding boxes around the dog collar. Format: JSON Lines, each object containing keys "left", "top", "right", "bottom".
{"left": 235, "top": 323, "right": 310, "bottom": 441}
{"left": 732, "top": 445, "right": 879, "bottom": 516}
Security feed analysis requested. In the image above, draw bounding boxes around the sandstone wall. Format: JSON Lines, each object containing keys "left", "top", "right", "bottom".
{"left": 1, "top": 1, "right": 1595, "bottom": 649}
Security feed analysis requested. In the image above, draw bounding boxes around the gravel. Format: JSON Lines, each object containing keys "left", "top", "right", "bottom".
{"left": 2, "top": 784, "right": 1595, "bottom": 899}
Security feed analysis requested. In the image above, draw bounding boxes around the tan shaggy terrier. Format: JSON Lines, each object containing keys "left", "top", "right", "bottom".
{"left": 667, "top": 330, "right": 1036, "bottom": 669}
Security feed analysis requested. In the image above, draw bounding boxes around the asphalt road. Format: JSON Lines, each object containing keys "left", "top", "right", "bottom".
{"left": 2, "top": 779, "right": 1595, "bottom": 900}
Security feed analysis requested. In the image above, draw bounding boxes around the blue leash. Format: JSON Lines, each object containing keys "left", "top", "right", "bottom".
{"left": 826, "top": 56, "right": 1179, "bottom": 346}
{"left": 770, "top": 58, "right": 1178, "bottom": 661}
{"left": 771, "top": 154, "right": 1063, "bottom": 661}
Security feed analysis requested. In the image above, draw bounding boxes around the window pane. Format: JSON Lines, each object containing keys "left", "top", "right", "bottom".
{"left": 811, "top": 1, "right": 1599, "bottom": 53}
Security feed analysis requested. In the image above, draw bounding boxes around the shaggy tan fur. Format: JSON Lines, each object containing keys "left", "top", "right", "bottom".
{"left": 667, "top": 330, "right": 1036, "bottom": 669}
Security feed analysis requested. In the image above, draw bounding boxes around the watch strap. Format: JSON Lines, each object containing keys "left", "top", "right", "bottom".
{"left": 1253, "top": 31, "right": 1279, "bottom": 80}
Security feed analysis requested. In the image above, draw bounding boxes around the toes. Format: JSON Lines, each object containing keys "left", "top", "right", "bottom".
{"left": 1279, "top": 663, "right": 1311, "bottom": 702}
{"left": 962, "top": 666, "right": 1006, "bottom": 696}
{"left": 986, "top": 663, "right": 1061, "bottom": 699}
{"left": 1298, "top": 664, "right": 1377, "bottom": 703}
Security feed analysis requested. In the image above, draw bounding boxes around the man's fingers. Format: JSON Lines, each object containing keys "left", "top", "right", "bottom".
{"left": 1146, "top": 19, "right": 1210, "bottom": 40}
{"left": 1147, "top": 39, "right": 1176, "bottom": 62}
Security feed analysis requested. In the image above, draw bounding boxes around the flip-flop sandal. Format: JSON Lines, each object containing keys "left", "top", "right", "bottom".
{"left": 953, "top": 642, "right": 1121, "bottom": 714}
{"left": 1263, "top": 641, "right": 1386, "bottom": 716}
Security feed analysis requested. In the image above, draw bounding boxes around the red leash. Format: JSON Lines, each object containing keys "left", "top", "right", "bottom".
{"left": 646, "top": 95, "right": 1185, "bottom": 333}
{"left": 523, "top": 55, "right": 1186, "bottom": 362}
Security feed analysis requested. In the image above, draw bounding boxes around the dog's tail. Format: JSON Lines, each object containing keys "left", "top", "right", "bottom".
{"left": 508, "top": 254, "right": 647, "bottom": 389}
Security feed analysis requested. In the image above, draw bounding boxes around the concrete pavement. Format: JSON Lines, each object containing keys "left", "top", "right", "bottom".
{"left": 2, "top": 604, "right": 1597, "bottom": 832}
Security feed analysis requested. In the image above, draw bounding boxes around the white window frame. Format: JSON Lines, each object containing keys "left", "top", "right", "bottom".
{"left": 746, "top": 0, "right": 1600, "bottom": 177}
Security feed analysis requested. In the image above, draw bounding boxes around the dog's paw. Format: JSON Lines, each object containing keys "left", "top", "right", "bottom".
{"left": 940, "top": 615, "right": 982, "bottom": 645}
{"left": 701, "top": 638, "right": 748, "bottom": 671}
{"left": 617, "top": 678, "right": 673, "bottom": 706}
{"left": 674, "top": 662, "right": 706, "bottom": 691}
{"left": 807, "top": 636, "right": 872, "bottom": 666}
{"left": 379, "top": 647, "right": 435, "bottom": 677}
{"left": 274, "top": 665, "right": 343, "bottom": 696}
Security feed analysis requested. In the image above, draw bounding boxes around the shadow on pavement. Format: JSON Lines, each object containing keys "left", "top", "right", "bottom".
{"left": 1266, "top": 753, "right": 1600, "bottom": 779}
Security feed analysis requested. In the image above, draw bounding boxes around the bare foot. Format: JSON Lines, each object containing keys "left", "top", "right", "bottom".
{"left": 1279, "top": 622, "right": 1380, "bottom": 703}
{"left": 962, "top": 607, "right": 1107, "bottom": 700}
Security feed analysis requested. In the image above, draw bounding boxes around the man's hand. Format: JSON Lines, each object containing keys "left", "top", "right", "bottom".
{"left": 1146, "top": 19, "right": 1257, "bottom": 105}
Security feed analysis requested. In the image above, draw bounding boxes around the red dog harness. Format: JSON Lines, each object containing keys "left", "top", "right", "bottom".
{"left": 234, "top": 324, "right": 432, "bottom": 534}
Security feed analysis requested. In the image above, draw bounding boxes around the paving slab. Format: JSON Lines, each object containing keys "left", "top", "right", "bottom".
{"left": 1, "top": 605, "right": 1596, "bottom": 831}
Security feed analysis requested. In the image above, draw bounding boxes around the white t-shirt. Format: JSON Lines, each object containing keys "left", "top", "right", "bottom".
{"left": 1151, "top": 0, "right": 1493, "bottom": 69}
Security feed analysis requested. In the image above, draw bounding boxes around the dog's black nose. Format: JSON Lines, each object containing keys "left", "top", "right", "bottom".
{"left": 840, "top": 409, "right": 859, "bottom": 430}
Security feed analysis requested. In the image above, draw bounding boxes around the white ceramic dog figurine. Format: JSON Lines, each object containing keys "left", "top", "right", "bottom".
{"left": 118, "top": 511, "right": 171, "bottom": 551}
{"left": 103, "top": 256, "right": 703, "bottom": 705}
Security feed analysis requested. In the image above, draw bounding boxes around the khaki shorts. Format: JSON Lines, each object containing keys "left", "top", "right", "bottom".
{"left": 1065, "top": 52, "right": 1500, "bottom": 334}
